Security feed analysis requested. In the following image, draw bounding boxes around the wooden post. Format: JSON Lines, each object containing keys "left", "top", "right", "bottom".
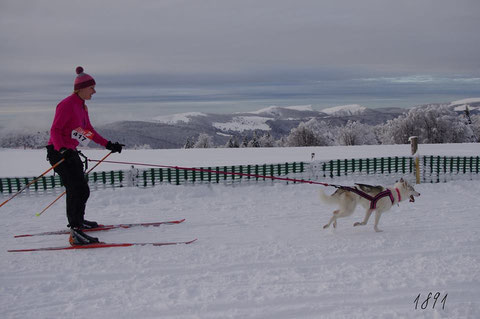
{"left": 409, "top": 136, "right": 420, "bottom": 184}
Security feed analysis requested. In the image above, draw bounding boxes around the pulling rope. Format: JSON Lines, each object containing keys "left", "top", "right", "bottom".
{"left": 87, "top": 159, "right": 341, "bottom": 188}
{"left": 87, "top": 159, "right": 399, "bottom": 207}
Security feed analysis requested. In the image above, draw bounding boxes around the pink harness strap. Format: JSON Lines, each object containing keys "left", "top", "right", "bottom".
{"left": 341, "top": 186, "right": 395, "bottom": 209}
{"left": 395, "top": 188, "right": 401, "bottom": 202}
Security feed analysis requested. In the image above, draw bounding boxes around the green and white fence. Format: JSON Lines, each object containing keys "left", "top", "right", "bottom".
{"left": 310, "top": 155, "right": 480, "bottom": 183}
{"left": 1, "top": 155, "right": 479, "bottom": 195}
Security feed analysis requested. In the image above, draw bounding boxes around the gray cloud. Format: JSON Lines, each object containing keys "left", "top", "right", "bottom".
{"left": 1, "top": 0, "right": 479, "bottom": 76}
{"left": 0, "top": 0, "right": 479, "bottom": 130}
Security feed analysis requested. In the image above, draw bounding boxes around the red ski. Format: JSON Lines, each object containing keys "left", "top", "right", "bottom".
{"left": 14, "top": 219, "right": 186, "bottom": 238}
{"left": 8, "top": 239, "right": 197, "bottom": 252}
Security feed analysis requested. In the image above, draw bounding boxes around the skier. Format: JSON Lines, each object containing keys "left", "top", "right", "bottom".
{"left": 46, "top": 66, "right": 123, "bottom": 245}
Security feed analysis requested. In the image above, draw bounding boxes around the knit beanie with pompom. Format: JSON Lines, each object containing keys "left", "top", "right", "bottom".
{"left": 74, "top": 66, "right": 96, "bottom": 90}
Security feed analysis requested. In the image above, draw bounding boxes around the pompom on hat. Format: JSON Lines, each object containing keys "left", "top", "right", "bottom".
{"left": 74, "top": 66, "right": 96, "bottom": 90}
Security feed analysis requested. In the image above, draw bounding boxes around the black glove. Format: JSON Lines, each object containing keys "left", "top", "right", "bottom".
{"left": 106, "top": 141, "right": 124, "bottom": 153}
{"left": 59, "top": 148, "right": 76, "bottom": 159}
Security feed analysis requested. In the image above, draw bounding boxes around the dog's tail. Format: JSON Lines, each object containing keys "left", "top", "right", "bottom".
{"left": 319, "top": 188, "right": 340, "bottom": 205}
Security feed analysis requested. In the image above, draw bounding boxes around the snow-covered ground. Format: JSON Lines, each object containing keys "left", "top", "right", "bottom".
{"left": 1, "top": 145, "right": 479, "bottom": 318}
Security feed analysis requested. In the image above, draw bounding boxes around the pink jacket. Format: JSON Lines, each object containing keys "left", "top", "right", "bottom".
{"left": 48, "top": 94, "right": 108, "bottom": 151}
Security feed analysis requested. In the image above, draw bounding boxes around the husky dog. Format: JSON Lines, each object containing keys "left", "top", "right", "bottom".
{"left": 320, "top": 178, "right": 420, "bottom": 232}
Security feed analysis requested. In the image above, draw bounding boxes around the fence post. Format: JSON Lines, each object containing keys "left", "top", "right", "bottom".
{"left": 41, "top": 177, "right": 46, "bottom": 191}
{"left": 409, "top": 136, "right": 420, "bottom": 184}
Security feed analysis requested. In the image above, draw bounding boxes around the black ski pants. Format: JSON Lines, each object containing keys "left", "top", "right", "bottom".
{"left": 46, "top": 145, "right": 89, "bottom": 228}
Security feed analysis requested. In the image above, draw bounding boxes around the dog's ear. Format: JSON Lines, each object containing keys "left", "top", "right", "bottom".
{"left": 399, "top": 178, "right": 404, "bottom": 183}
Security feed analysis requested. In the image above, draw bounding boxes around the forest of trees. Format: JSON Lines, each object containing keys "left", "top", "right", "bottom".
{"left": 186, "top": 104, "right": 479, "bottom": 148}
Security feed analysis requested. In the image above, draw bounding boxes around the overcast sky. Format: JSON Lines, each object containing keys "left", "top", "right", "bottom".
{"left": 0, "top": 0, "right": 479, "bottom": 127}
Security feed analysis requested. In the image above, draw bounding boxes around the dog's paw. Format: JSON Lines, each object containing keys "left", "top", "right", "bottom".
{"left": 374, "top": 227, "right": 383, "bottom": 233}
{"left": 323, "top": 224, "right": 329, "bottom": 229}
{"left": 353, "top": 222, "right": 362, "bottom": 227}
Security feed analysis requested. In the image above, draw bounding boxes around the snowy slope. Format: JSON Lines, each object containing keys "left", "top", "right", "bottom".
{"left": 1, "top": 146, "right": 480, "bottom": 319}
{"left": 151, "top": 112, "right": 207, "bottom": 124}
{"left": 450, "top": 98, "right": 480, "bottom": 106}
{"left": 321, "top": 104, "right": 367, "bottom": 116}
{"left": 212, "top": 116, "right": 272, "bottom": 132}
{"left": 247, "top": 105, "right": 315, "bottom": 115}
{"left": 450, "top": 98, "right": 480, "bottom": 112}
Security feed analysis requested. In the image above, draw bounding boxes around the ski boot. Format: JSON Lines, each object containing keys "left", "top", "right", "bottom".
{"left": 82, "top": 219, "right": 99, "bottom": 229}
{"left": 69, "top": 228, "right": 100, "bottom": 246}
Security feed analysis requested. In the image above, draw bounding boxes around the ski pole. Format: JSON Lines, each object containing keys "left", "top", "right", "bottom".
{"left": 0, "top": 158, "right": 65, "bottom": 209}
{"left": 36, "top": 151, "right": 113, "bottom": 216}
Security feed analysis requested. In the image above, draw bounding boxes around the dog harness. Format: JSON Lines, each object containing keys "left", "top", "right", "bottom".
{"left": 340, "top": 186, "right": 399, "bottom": 209}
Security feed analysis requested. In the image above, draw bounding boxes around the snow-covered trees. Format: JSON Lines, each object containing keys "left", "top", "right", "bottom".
{"left": 336, "top": 121, "right": 378, "bottom": 146}
{"left": 193, "top": 133, "right": 213, "bottom": 148}
{"left": 258, "top": 132, "right": 275, "bottom": 147}
{"left": 285, "top": 119, "right": 333, "bottom": 147}
{"left": 378, "top": 105, "right": 474, "bottom": 144}
{"left": 247, "top": 132, "right": 261, "bottom": 148}
{"left": 225, "top": 136, "right": 240, "bottom": 148}
{"left": 471, "top": 115, "right": 480, "bottom": 142}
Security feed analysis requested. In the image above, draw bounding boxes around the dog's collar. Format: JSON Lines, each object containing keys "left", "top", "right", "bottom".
{"left": 395, "top": 188, "right": 401, "bottom": 202}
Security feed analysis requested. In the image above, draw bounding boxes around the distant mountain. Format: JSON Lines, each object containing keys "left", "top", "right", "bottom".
{"left": 93, "top": 104, "right": 406, "bottom": 148}
{"left": 449, "top": 98, "right": 480, "bottom": 112}
{"left": 1, "top": 100, "right": 478, "bottom": 149}
{"left": 321, "top": 104, "right": 367, "bottom": 116}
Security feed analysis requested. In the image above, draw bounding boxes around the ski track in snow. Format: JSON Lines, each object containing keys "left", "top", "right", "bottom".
{"left": 1, "top": 179, "right": 479, "bottom": 318}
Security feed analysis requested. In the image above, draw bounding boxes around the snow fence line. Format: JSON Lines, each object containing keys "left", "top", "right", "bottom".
{"left": 0, "top": 155, "right": 479, "bottom": 195}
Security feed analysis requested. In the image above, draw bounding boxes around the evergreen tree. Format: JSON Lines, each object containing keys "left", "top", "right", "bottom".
{"left": 184, "top": 138, "right": 193, "bottom": 149}
{"left": 241, "top": 136, "right": 249, "bottom": 148}
{"left": 248, "top": 132, "right": 260, "bottom": 147}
